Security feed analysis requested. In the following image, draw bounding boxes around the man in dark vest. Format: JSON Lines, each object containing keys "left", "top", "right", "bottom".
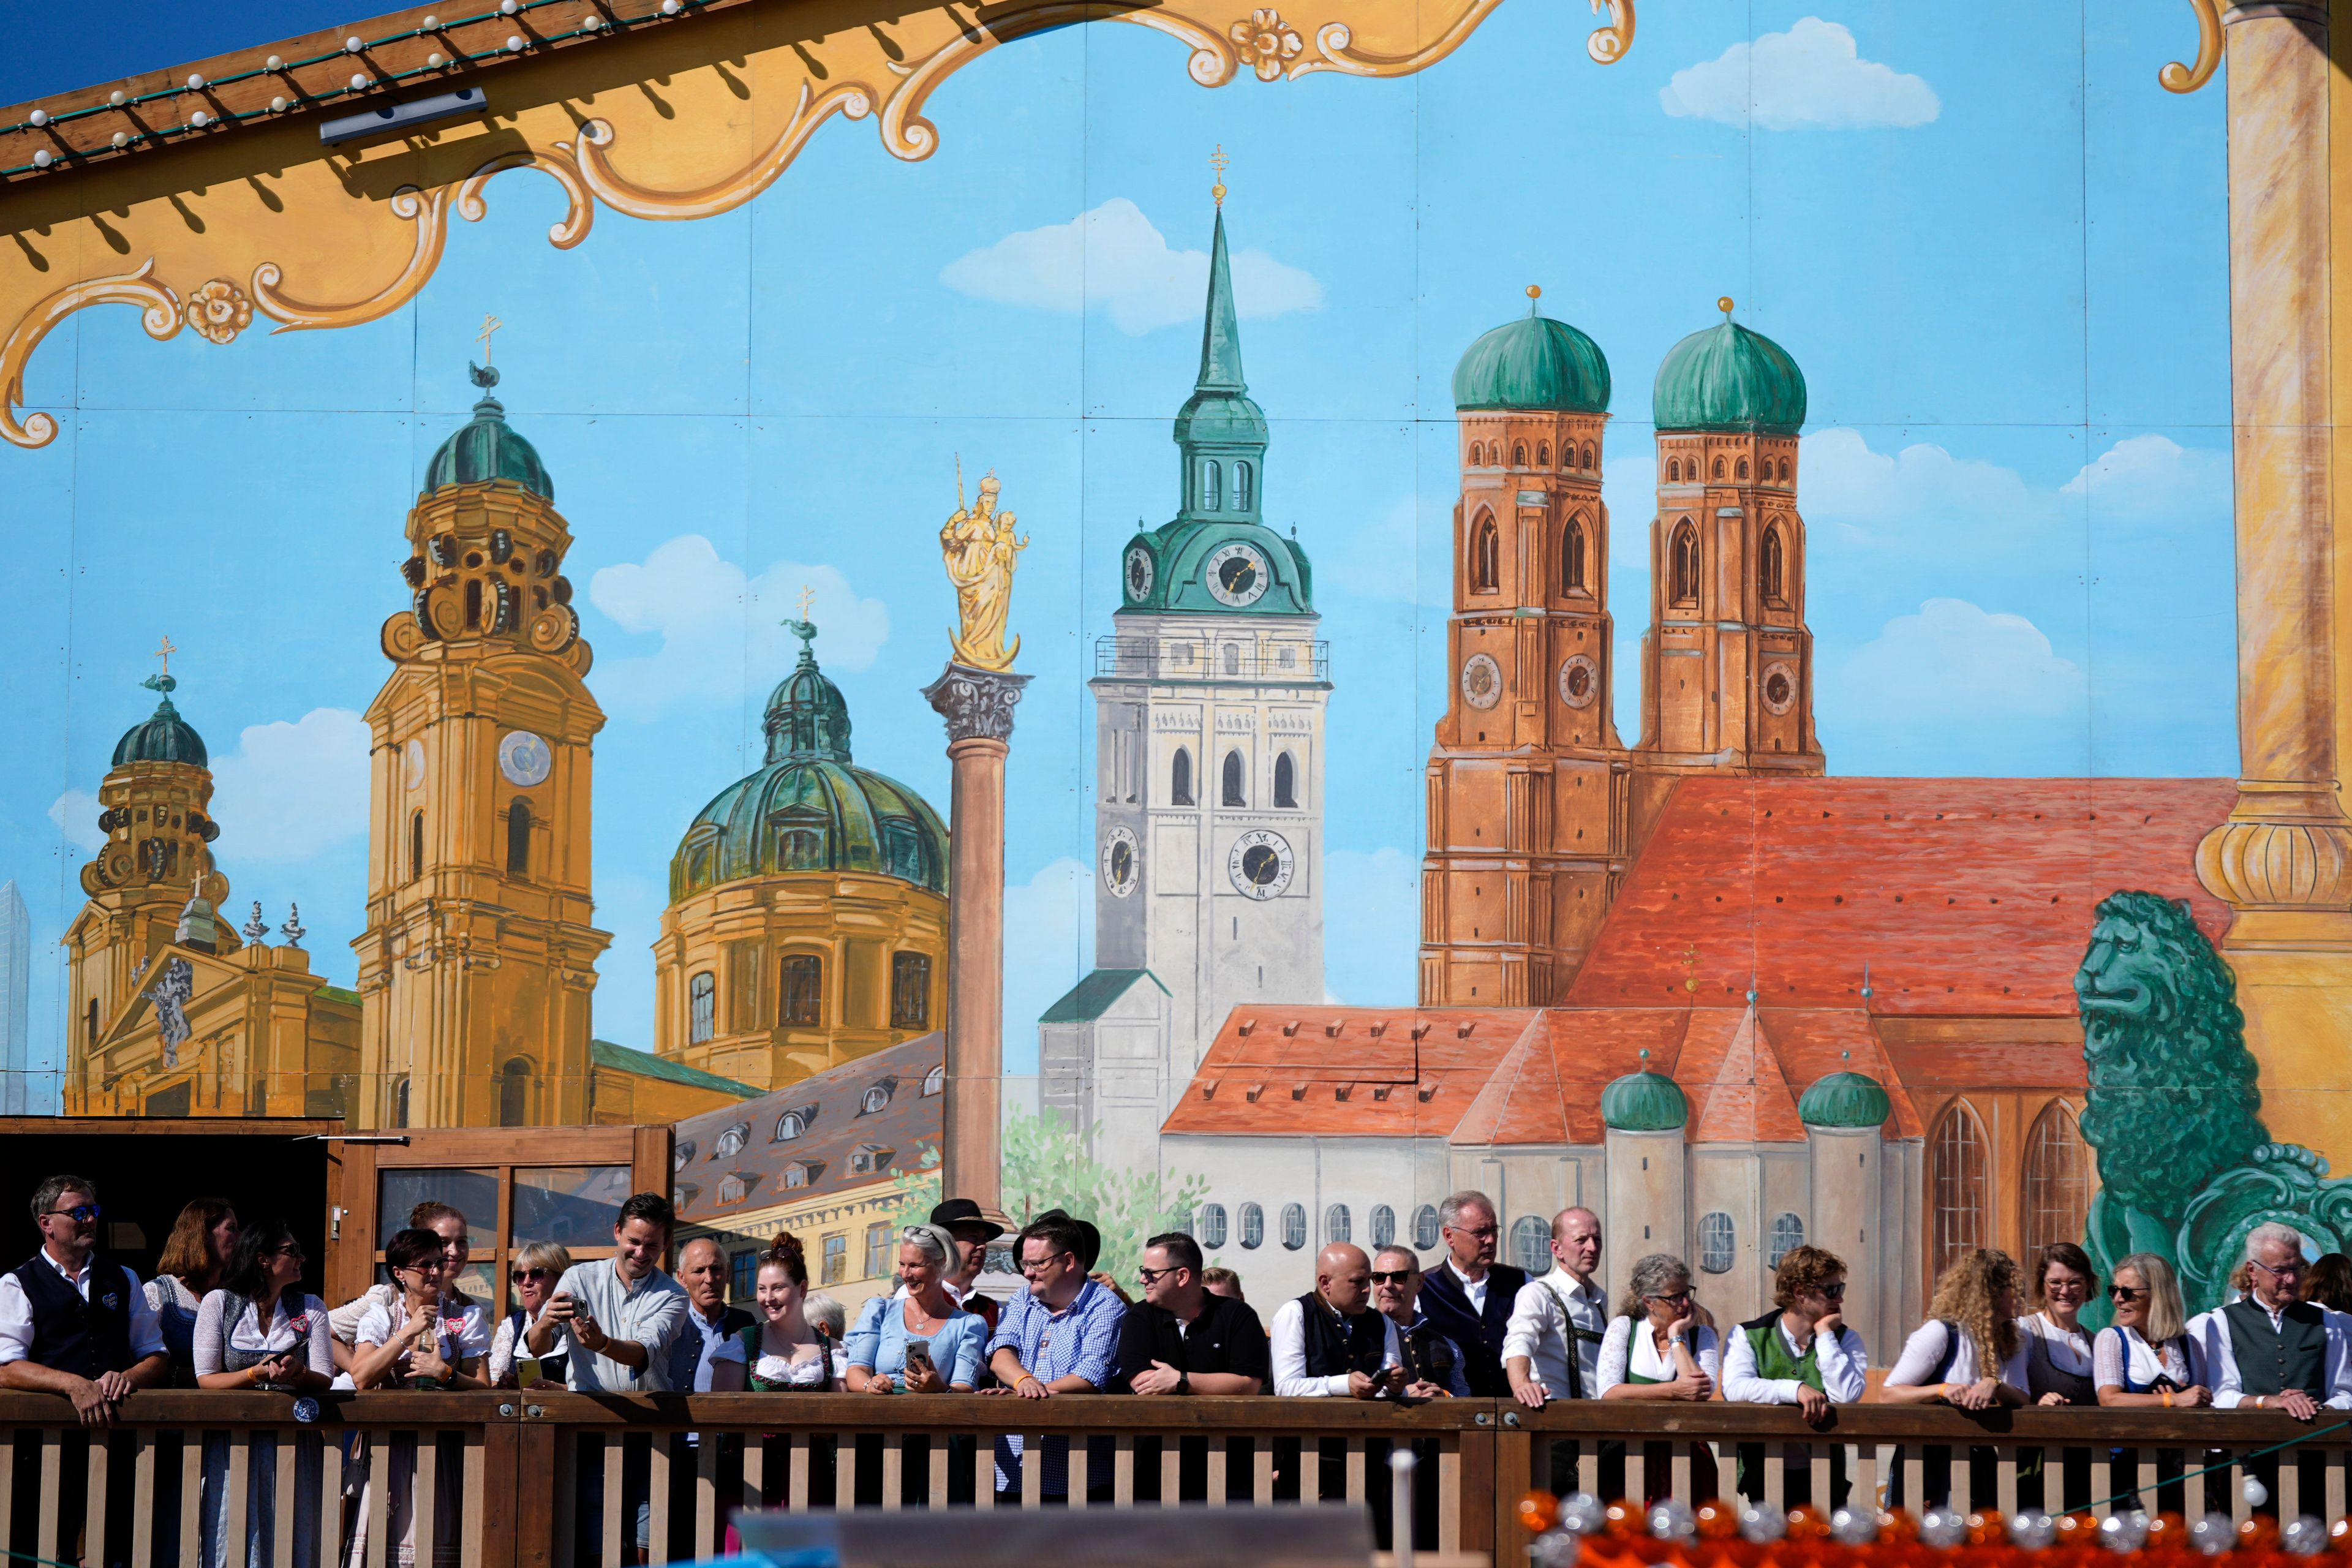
{"left": 2215, "top": 1222, "right": 2349, "bottom": 1418}
{"left": 1272, "top": 1243, "right": 1403, "bottom": 1396}
{"left": 0, "top": 1175, "right": 169, "bottom": 1568}
{"left": 1415, "top": 1190, "right": 1524, "bottom": 1398}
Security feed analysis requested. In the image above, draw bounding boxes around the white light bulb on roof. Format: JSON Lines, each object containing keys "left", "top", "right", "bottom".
{"left": 345, "top": 35, "right": 364, "bottom": 51}
{"left": 507, "top": 33, "right": 526, "bottom": 49}
{"left": 500, "top": 0, "right": 518, "bottom": 13}
{"left": 32, "top": 149, "right": 53, "bottom": 168}
{"left": 27, "top": 108, "right": 47, "bottom": 127}
{"left": 661, "top": 1, "right": 680, "bottom": 13}
{"left": 270, "top": 95, "right": 288, "bottom": 112}
{"left": 265, "top": 55, "right": 284, "bottom": 70}
{"left": 350, "top": 73, "right": 369, "bottom": 91}
{"left": 189, "top": 110, "right": 210, "bottom": 127}
{"left": 426, "top": 51, "right": 447, "bottom": 66}
{"left": 580, "top": 13, "right": 601, "bottom": 26}
{"left": 110, "top": 90, "right": 126, "bottom": 105}
{"left": 187, "top": 72, "right": 206, "bottom": 89}
{"left": 111, "top": 130, "right": 129, "bottom": 146}
{"left": 421, "top": 14, "right": 440, "bottom": 28}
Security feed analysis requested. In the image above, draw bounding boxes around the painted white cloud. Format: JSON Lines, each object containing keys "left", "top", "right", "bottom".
{"left": 1800, "top": 426, "right": 2046, "bottom": 529}
{"left": 1821, "top": 598, "right": 2090, "bottom": 774}
{"left": 47, "top": 791, "right": 105, "bottom": 854}
{"left": 1001, "top": 857, "right": 1092, "bottom": 1074}
{"left": 1661, "top": 18, "right": 1939, "bottom": 132}
{"left": 2060, "top": 433, "right": 2233, "bottom": 527}
{"left": 208, "top": 707, "right": 374, "bottom": 862}
{"left": 941, "top": 198, "right": 1325, "bottom": 336}
{"left": 587, "top": 536, "right": 889, "bottom": 722}
{"left": 1322, "top": 847, "right": 1419, "bottom": 1008}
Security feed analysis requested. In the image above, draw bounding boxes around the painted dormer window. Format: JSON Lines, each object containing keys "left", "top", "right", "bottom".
{"left": 782, "top": 1163, "right": 810, "bottom": 1189}
{"left": 775, "top": 1110, "right": 805, "bottom": 1142}
{"left": 922, "top": 1065, "right": 946, "bottom": 1097}
{"left": 860, "top": 1083, "right": 892, "bottom": 1115}
{"left": 715, "top": 1122, "right": 750, "bottom": 1158}
{"left": 672, "top": 1140, "right": 696, "bottom": 1172}
{"left": 848, "top": 1144, "right": 895, "bottom": 1175}
{"left": 717, "top": 1172, "right": 748, "bottom": 1205}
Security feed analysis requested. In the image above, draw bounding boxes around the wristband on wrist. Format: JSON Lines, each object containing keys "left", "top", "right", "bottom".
{"left": 2161, "top": 1387, "right": 2174, "bottom": 1408}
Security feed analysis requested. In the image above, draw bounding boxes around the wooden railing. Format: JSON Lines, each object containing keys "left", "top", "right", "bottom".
{"left": 0, "top": 1394, "right": 2346, "bottom": 1568}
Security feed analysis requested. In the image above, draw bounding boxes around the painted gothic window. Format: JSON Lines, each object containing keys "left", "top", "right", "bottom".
{"left": 1240, "top": 1202, "right": 1265, "bottom": 1249}
{"left": 1413, "top": 1205, "right": 1441, "bottom": 1250}
{"left": 1512, "top": 442, "right": 1527, "bottom": 467}
{"left": 891, "top": 951, "right": 930, "bottom": 1030}
{"left": 1203, "top": 459, "right": 1223, "bottom": 510}
{"left": 498, "top": 1057, "right": 530, "bottom": 1127}
{"left": 1581, "top": 443, "right": 1594, "bottom": 469}
{"left": 1511, "top": 1216, "right": 1551, "bottom": 1274}
{"left": 1760, "top": 524, "right": 1786, "bottom": 604}
{"left": 1932, "top": 1101, "right": 1991, "bottom": 1277}
{"left": 1737, "top": 458, "right": 1749, "bottom": 478}
{"left": 1768, "top": 1212, "right": 1805, "bottom": 1268}
{"left": 1472, "top": 515, "right": 1500, "bottom": 592}
{"left": 689, "top": 972, "right": 717, "bottom": 1044}
{"left": 1713, "top": 456, "right": 1726, "bottom": 478}
{"left": 1778, "top": 458, "right": 1790, "bottom": 481}
{"left": 2023, "top": 1101, "right": 2094, "bottom": 1260}
{"left": 1325, "top": 1204, "right": 1352, "bottom": 1244}
{"left": 1274, "top": 752, "right": 1298, "bottom": 809}
{"left": 1563, "top": 517, "right": 1588, "bottom": 594}
{"left": 1223, "top": 750, "right": 1246, "bottom": 807}
{"left": 410, "top": 811, "right": 425, "bottom": 882}
{"left": 1370, "top": 1205, "right": 1396, "bottom": 1249}
{"left": 1198, "top": 1204, "right": 1228, "bottom": 1248}
{"left": 1281, "top": 1203, "right": 1308, "bottom": 1251}
{"left": 779, "top": 954, "right": 823, "bottom": 1026}
{"left": 1171, "top": 748, "right": 1194, "bottom": 807}
{"left": 1667, "top": 458, "right": 1680, "bottom": 482}
{"left": 1698, "top": 1212, "right": 1736, "bottom": 1273}
{"left": 1537, "top": 442, "right": 1551, "bottom": 467}
{"left": 1671, "top": 522, "right": 1701, "bottom": 605}
{"left": 1234, "top": 461, "right": 1254, "bottom": 511}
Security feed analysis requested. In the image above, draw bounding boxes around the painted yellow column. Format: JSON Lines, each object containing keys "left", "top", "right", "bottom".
{"left": 2198, "top": 0, "right": 2352, "bottom": 1162}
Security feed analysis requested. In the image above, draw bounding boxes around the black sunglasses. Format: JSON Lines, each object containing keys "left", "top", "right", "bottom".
{"left": 2109, "top": 1284, "right": 2147, "bottom": 1302}
{"left": 45, "top": 1204, "right": 100, "bottom": 1224}
{"left": 1370, "top": 1270, "right": 1417, "bottom": 1285}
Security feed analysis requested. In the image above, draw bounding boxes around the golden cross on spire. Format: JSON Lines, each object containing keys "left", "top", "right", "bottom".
{"left": 475, "top": 312, "right": 504, "bottom": 364}
{"left": 796, "top": 584, "right": 816, "bottom": 622}
{"left": 1210, "top": 144, "right": 1229, "bottom": 208}
{"left": 153, "top": 634, "right": 176, "bottom": 677}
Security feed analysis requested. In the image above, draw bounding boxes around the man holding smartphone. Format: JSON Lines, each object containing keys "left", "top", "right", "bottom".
{"left": 525, "top": 1193, "right": 688, "bottom": 1393}
{"left": 1270, "top": 1243, "right": 1406, "bottom": 1398}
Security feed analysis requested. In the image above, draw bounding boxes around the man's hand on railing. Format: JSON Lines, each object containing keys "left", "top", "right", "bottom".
{"left": 68, "top": 1370, "right": 131, "bottom": 1428}
{"left": 1793, "top": 1385, "right": 1830, "bottom": 1427}
{"left": 1129, "top": 1361, "right": 1183, "bottom": 1396}
{"left": 1345, "top": 1370, "right": 1382, "bottom": 1401}
{"left": 1509, "top": 1374, "right": 1546, "bottom": 1411}
{"left": 2255, "top": 1389, "right": 2321, "bottom": 1421}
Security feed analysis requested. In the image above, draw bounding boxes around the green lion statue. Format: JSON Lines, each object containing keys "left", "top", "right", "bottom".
{"left": 2075, "top": 889, "right": 2268, "bottom": 1322}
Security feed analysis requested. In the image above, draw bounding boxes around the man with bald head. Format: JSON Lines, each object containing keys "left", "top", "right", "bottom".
{"left": 1503, "top": 1207, "right": 1607, "bottom": 1407}
{"left": 1270, "top": 1243, "right": 1407, "bottom": 1397}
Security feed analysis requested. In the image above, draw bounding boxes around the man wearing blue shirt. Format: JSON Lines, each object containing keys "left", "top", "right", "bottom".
{"left": 986, "top": 1211, "right": 1126, "bottom": 1500}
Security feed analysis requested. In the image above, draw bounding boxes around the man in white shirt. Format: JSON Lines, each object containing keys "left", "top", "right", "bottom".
{"left": 0, "top": 1175, "right": 168, "bottom": 1424}
{"left": 1719, "top": 1245, "right": 1868, "bottom": 1415}
{"left": 2210, "top": 1223, "right": 2352, "bottom": 1415}
{"left": 1270, "top": 1243, "right": 1405, "bottom": 1397}
{"left": 1502, "top": 1207, "right": 1607, "bottom": 1407}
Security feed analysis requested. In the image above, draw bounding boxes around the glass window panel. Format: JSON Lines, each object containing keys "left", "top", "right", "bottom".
{"left": 377, "top": 1167, "right": 498, "bottom": 1253}
{"left": 511, "top": 1164, "right": 632, "bottom": 1246}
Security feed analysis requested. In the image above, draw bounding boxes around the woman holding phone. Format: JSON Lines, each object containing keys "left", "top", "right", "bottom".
{"left": 845, "top": 1224, "right": 985, "bottom": 1392}
{"left": 193, "top": 1217, "right": 331, "bottom": 1568}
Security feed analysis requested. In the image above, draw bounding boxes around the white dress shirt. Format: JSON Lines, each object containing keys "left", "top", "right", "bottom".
{"left": 1596, "top": 1317, "right": 1721, "bottom": 1395}
{"left": 1447, "top": 1262, "right": 1489, "bottom": 1317}
{"left": 2185, "top": 1306, "right": 2230, "bottom": 1384}
{"left": 0, "top": 1249, "right": 167, "bottom": 1365}
{"left": 1269, "top": 1297, "right": 1404, "bottom": 1396}
{"left": 1884, "top": 1320, "right": 2032, "bottom": 1393}
{"left": 1501, "top": 1268, "right": 1608, "bottom": 1398}
{"left": 2208, "top": 1297, "right": 2352, "bottom": 1409}
{"left": 1720, "top": 1316, "right": 1869, "bottom": 1404}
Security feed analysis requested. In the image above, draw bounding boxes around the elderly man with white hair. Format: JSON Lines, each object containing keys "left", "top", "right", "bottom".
{"left": 2210, "top": 1221, "right": 2352, "bottom": 1418}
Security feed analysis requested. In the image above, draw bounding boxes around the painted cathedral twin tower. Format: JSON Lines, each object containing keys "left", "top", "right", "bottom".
{"left": 1043, "top": 211, "right": 1823, "bottom": 1158}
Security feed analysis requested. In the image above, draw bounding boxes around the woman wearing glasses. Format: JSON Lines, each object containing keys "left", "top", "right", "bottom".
{"left": 1595, "top": 1253, "right": 1718, "bottom": 1400}
{"left": 350, "top": 1227, "right": 489, "bottom": 1391}
{"left": 488, "top": 1243, "right": 573, "bottom": 1389}
{"left": 193, "top": 1218, "right": 331, "bottom": 1568}
{"left": 2019, "top": 1243, "right": 2098, "bottom": 1405}
{"left": 845, "top": 1224, "right": 984, "bottom": 1393}
{"left": 2093, "top": 1253, "right": 2209, "bottom": 1406}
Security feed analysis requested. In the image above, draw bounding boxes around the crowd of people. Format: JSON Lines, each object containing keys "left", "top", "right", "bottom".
{"left": 8, "top": 1171, "right": 2352, "bottom": 1561}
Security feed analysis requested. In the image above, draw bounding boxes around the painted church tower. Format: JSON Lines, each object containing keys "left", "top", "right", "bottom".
{"left": 1040, "top": 193, "right": 1329, "bottom": 1164}
{"left": 351, "top": 365, "right": 611, "bottom": 1128}
{"left": 1634, "top": 300, "right": 1824, "bottom": 827}
{"left": 1419, "top": 289, "right": 1631, "bottom": 1008}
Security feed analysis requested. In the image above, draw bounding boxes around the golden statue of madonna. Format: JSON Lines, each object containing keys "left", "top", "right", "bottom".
{"left": 940, "top": 463, "right": 1029, "bottom": 671}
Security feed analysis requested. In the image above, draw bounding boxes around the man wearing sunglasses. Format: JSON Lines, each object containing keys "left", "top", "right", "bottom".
{"left": 1371, "top": 1248, "right": 1469, "bottom": 1399}
{"left": 2211, "top": 1223, "right": 2352, "bottom": 1419}
{"left": 0, "top": 1175, "right": 168, "bottom": 1424}
{"left": 1417, "top": 1190, "right": 1523, "bottom": 1398}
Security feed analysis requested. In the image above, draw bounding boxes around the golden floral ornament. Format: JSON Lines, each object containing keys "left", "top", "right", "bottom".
{"left": 183, "top": 279, "right": 253, "bottom": 345}
{"left": 1232, "top": 9, "right": 1305, "bottom": 81}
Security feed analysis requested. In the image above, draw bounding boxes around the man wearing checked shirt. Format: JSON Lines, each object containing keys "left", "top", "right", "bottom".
{"left": 986, "top": 1210, "right": 1126, "bottom": 1501}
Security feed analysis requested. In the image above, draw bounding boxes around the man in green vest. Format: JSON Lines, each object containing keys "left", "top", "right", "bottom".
{"left": 2212, "top": 1223, "right": 2349, "bottom": 1417}
{"left": 1721, "top": 1245, "right": 1868, "bottom": 1506}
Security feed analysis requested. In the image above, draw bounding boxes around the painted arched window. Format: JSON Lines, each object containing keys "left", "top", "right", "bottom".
{"left": 1736, "top": 458, "right": 1749, "bottom": 479}
{"left": 1171, "top": 748, "right": 1194, "bottom": 807}
{"left": 1712, "top": 456, "right": 1726, "bottom": 479}
{"left": 1778, "top": 458, "right": 1791, "bottom": 482}
{"left": 1239, "top": 1203, "right": 1265, "bottom": 1249}
{"left": 1768, "top": 1212, "right": 1806, "bottom": 1268}
{"left": 498, "top": 1056, "right": 532, "bottom": 1128}
{"left": 1760, "top": 523, "right": 1786, "bottom": 603}
{"left": 1510, "top": 1216, "right": 1551, "bottom": 1274}
{"left": 410, "top": 811, "right": 425, "bottom": 882}
{"left": 1326, "top": 1204, "right": 1352, "bottom": 1244}
{"left": 2023, "top": 1101, "right": 2095, "bottom": 1259}
{"left": 1281, "top": 1204, "right": 1308, "bottom": 1251}
{"left": 506, "top": 798, "right": 531, "bottom": 876}
{"left": 1472, "top": 514, "right": 1500, "bottom": 592}
{"left": 1932, "top": 1101, "right": 1991, "bottom": 1278}
{"left": 1666, "top": 458, "right": 1679, "bottom": 483}
{"left": 1202, "top": 459, "right": 1223, "bottom": 510}
{"left": 1698, "top": 1212, "right": 1736, "bottom": 1273}
{"left": 689, "top": 972, "right": 717, "bottom": 1043}
{"left": 1274, "top": 752, "right": 1297, "bottom": 809}
{"left": 1670, "top": 521, "right": 1701, "bottom": 605}
{"left": 1536, "top": 442, "right": 1551, "bottom": 467}
{"left": 1466, "top": 442, "right": 1481, "bottom": 467}
{"left": 922, "top": 1064, "right": 945, "bottom": 1096}
{"left": 1512, "top": 442, "right": 1527, "bottom": 468}
{"left": 1370, "top": 1205, "right": 1396, "bottom": 1249}
{"left": 1413, "top": 1205, "right": 1441, "bottom": 1250}
{"left": 1221, "top": 750, "right": 1246, "bottom": 807}
{"left": 1199, "top": 1204, "right": 1229, "bottom": 1248}
{"left": 1581, "top": 443, "right": 1594, "bottom": 469}
{"left": 1234, "top": 461, "right": 1254, "bottom": 511}
{"left": 393, "top": 1076, "right": 410, "bottom": 1128}
{"left": 780, "top": 954, "right": 823, "bottom": 1026}
{"left": 1562, "top": 516, "right": 1588, "bottom": 594}
{"left": 890, "top": 951, "right": 930, "bottom": 1030}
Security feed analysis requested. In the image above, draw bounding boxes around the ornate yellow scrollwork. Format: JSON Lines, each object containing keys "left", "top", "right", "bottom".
{"left": 1232, "top": 10, "right": 1306, "bottom": 81}
{"left": 1, "top": 262, "right": 183, "bottom": 448}
{"left": 1585, "top": 0, "right": 1634, "bottom": 66}
{"left": 570, "top": 82, "right": 878, "bottom": 221}
{"left": 183, "top": 279, "right": 254, "bottom": 345}
{"left": 458, "top": 150, "right": 596, "bottom": 249}
{"left": 251, "top": 185, "right": 450, "bottom": 333}
{"left": 2161, "top": 0, "right": 2223, "bottom": 93}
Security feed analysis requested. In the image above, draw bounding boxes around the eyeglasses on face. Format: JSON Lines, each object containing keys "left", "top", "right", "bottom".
{"left": 1816, "top": 1282, "right": 1848, "bottom": 1299}
{"left": 511, "top": 1267, "right": 551, "bottom": 1283}
{"left": 1647, "top": 1290, "right": 1693, "bottom": 1306}
{"left": 1136, "top": 1265, "right": 1180, "bottom": 1286}
{"left": 1017, "top": 1252, "right": 1073, "bottom": 1276}
{"left": 1449, "top": 1225, "right": 1499, "bottom": 1240}
{"left": 2254, "top": 1258, "right": 2307, "bottom": 1280}
{"left": 273, "top": 1245, "right": 306, "bottom": 1262}
{"left": 1370, "top": 1270, "right": 1417, "bottom": 1286}
{"left": 2043, "top": 1275, "right": 2090, "bottom": 1293}
{"left": 45, "top": 1204, "right": 100, "bottom": 1224}
{"left": 399, "top": 1259, "right": 448, "bottom": 1275}
{"left": 2108, "top": 1284, "right": 2147, "bottom": 1301}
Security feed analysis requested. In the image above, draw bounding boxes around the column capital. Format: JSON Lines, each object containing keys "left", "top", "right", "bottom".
{"left": 924, "top": 663, "right": 1034, "bottom": 745}
{"left": 2222, "top": 4, "right": 2327, "bottom": 29}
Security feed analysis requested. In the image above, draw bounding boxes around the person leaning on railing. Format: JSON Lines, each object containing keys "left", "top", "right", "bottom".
{"left": 349, "top": 1227, "right": 489, "bottom": 1390}
{"left": 2019, "top": 1242, "right": 2098, "bottom": 1406}
{"left": 0, "top": 1174, "right": 170, "bottom": 1425}
{"left": 1596, "top": 1253, "right": 1717, "bottom": 1403}
{"left": 2211, "top": 1221, "right": 2352, "bottom": 1419}
{"left": 847, "top": 1224, "right": 984, "bottom": 1393}
{"left": 488, "top": 1242, "right": 573, "bottom": 1389}
{"left": 985, "top": 1210, "right": 1127, "bottom": 1504}
{"left": 1120, "top": 1232, "right": 1268, "bottom": 1397}
{"left": 1883, "top": 1248, "right": 2034, "bottom": 1411}
{"left": 1272, "top": 1243, "right": 1405, "bottom": 1400}
{"left": 722, "top": 1234, "right": 831, "bottom": 1390}
{"left": 144, "top": 1196, "right": 236, "bottom": 1388}
{"left": 1721, "top": 1244, "right": 1866, "bottom": 1419}
{"left": 1502, "top": 1207, "right": 1608, "bottom": 1409}
{"left": 2094, "top": 1251, "right": 2210, "bottom": 1408}
{"left": 1416, "top": 1190, "right": 1525, "bottom": 1400}
{"left": 192, "top": 1217, "right": 331, "bottom": 1568}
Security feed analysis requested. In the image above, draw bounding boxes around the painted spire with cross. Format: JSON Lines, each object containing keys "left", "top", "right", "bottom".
{"left": 786, "top": 583, "right": 819, "bottom": 660}
{"left": 470, "top": 313, "right": 505, "bottom": 391}
{"left": 143, "top": 634, "right": 179, "bottom": 698}
{"left": 1210, "top": 143, "right": 1229, "bottom": 208}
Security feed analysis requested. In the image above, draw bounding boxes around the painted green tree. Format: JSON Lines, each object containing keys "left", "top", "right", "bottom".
{"left": 1000, "top": 1107, "right": 1213, "bottom": 1285}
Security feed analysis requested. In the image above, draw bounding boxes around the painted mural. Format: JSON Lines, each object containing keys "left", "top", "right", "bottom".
{"left": 2, "top": 0, "right": 2346, "bottom": 1323}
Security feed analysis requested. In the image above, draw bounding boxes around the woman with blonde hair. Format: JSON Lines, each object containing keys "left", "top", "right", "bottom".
{"left": 2096, "top": 1252, "right": 2209, "bottom": 1406}
{"left": 488, "top": 1241, "right": 573, "bottom": 1388}
{"left": 1883, "top": 1248, "right": 2031, "bottom": 1409}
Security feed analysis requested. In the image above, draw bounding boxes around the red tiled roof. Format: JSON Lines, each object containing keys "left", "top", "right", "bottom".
{"left": 1564, "top": 777, "right": 2235, "bottom": 1016}
{"left": 1759, "top": 1009, "right": 1924, "bottom": 1139}
{"left": 1160, "top": 1007, "right": 1536, "bottom": 1137}
{"left": 1689, "top": 1006, "right": 1807, "bottom": 1144}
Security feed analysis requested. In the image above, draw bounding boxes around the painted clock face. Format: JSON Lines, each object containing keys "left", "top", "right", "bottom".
{"left": 1460, "top": 652, "right": 1503, "bottom": 710}
{"left": 497, "top": 729, "right": 553, "bottom": 788}
{"left": 1124, "top": 546, "right": 1156, "bottom": 603}
{"left": 1762, "top": 661, "right": 1797, "bottom": 715}
{"left": 1205, "top": 543, "right": 1271, "bottom": 608}
{"left": 1101, "top": 825, "right": 1139, "bottom": 899}
{"left": 1558, "top": 654, "right": 1599, "bottom": 710}
{"left": 402, "top": 738, "right": 427, "bottom": 790}
{"left": 1227, "top": 829, "right": 1295, "bottom": 901}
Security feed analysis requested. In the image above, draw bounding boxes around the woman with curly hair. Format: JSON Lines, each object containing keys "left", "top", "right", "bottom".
{"left": 1883, "top": 1248, "right": 2032, "bottom": 1409}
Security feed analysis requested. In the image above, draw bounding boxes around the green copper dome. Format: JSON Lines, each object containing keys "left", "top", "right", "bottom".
{"left": 1653, "top": 312, "right": 1807, "bottom": 435}
{"left": 111, "top": 674, "right": 208, "bottom": 768}
{"left": 1798, "top": 1071, "right": 1892, "bottom": 1129}
{"left": 669, "top": 622, "right": 948, "bottom": 903}
{"left": 1452, "top": 300, "right": 1611, "bottom": 413}
{"left": 422, "top": 364, "right": 553, "bottom": 500}
{"left": 1601, "top": 1069, "right": 1689, "bottom": 1133}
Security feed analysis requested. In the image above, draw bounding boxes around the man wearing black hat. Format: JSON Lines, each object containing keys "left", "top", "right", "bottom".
{"left": 930, "top": 1199, "right": 1005, "bottom": 1335}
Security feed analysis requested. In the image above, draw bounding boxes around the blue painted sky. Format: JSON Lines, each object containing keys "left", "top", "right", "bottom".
{"left": 0, "top": 2, "right": 2235, "bottom": 1098}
